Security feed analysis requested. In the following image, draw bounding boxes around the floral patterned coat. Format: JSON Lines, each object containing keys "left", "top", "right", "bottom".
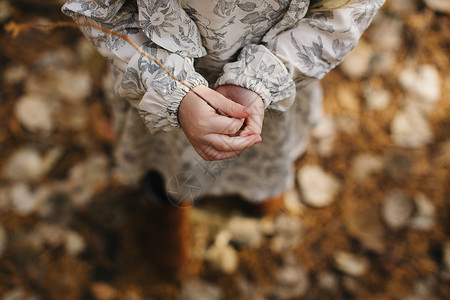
{"left": 62, "top": 0, "right": 385, "bottom": 202}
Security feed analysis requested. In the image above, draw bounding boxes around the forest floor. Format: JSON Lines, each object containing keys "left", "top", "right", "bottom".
{"left": 0, "top": 0, "right": 449, "bottom": 299}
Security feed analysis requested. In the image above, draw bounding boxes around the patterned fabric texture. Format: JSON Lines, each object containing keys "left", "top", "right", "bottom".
{"left": 62, "top": 0, "right": 384, "bottom": 202}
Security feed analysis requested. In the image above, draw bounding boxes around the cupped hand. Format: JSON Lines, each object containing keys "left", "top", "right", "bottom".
{"left": 178, "top": 85, "right": 262, "bottom": 161}
{"left": 215, "top": 85, "right": 264, "bottom": 137}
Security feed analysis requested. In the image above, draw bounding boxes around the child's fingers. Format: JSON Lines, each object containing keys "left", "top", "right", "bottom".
{"left": 197, "top": 87, "right": 252, "bottom": 119}
{"left": 200, "top": 146, "right": 242, "bottom": 161}
{"left": 215, "top": 98, "right": 252, "bottom": 119}
{"left": 194, "top": 133, "right": 261, "bottom": 161}
{"left": 206, "top": 133, "right": 262, "bottom": 153}
{"left": 209, "top": 115, "right": 245, "bottom": 135}
{"left": 239, "top": 120, "right": 262, "bottom": 136}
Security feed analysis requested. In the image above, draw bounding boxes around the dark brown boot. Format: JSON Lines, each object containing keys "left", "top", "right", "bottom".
{"left": 144, "top": 199, "right": 191, "bottom": 278}
{"left": 139, "top": 170, "right": 191, "bottom": 278}
{"left": 242, "top": 193, "right": 284, "bottom": 217}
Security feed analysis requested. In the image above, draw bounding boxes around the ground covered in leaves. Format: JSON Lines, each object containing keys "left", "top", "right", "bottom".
{"left": 0, "top": 0, "right": 449, "bottom": 299}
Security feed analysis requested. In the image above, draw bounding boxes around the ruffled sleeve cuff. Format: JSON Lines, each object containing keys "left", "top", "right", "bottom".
{"left": 118, "top": 42, "right": 208, "bottom": 133}
{"left": 215, "top": 44, "right": 296, "bottom": 112}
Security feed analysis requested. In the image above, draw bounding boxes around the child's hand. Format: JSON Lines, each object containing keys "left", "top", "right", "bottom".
{"left": 178, "top": 85, "right": 262, "bottom": 161}
{"left": 216, "top": 85, "right": 264, "bottom": 137}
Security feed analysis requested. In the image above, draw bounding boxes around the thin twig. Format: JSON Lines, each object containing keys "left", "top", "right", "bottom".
{"left": 5, "top": 21, "right": 229, "bottom": 117}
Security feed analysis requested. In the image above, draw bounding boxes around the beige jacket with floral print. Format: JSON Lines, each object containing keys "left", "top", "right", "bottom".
{"left": 62, "top": 0, "right": 385, "bottom": 202}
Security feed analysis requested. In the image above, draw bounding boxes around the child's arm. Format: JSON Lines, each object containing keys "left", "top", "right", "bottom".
{"left": 62, "top": 1, "right": 206, "bottom": 133}
{"left": 62, "top": 0, "right": 260, "bottom": 161}
{"left": 215, "top": 0, "right": 386, "bottom": 112}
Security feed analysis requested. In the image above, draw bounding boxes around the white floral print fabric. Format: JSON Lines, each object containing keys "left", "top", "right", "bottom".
{"left": 62, "top": 0, "right": 384, "bottom": 202}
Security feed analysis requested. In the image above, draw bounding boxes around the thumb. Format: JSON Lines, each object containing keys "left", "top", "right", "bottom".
{"left": 215, "top": 96, "right": 252, "bottom": 119}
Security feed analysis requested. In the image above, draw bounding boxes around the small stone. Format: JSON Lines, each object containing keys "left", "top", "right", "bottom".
{"left": 340, "top": 41, "right": 374, "bottom": 79}
{"left": 15, "top": 94, "right": 54, "bottom": 132}
{"left": 334, "top": 251, "right": 370, "bottom": 277}
{"left": 273, "top": 263, "right": 309, "bottom": 299}
{"left": 235, "top": 275, "right": 266, "bottom": 300}
{"left": 4, "top": 64, "right": 27, "bottom": 84}
{"left": 271, "top": 214, "right": 303, "bottom": 253}
{"left": 204, "top": 244, "right": 239, "bottom": 274}
{"left": 204, "top": 229, "right": 238, "bottom": 274}
{"left": 14, "top": 231, "right": 45, "bottom": 256}
{"left": 351, "top": 153, "right": 384, "bottom": 183}
{"left": 36, "top": 223, "right": 66, "bottom": 247}
{"left": 410, "top": 193, "right": 435, "bottom": 230}
{"left": 67, "top": 154, "right": 111, "bottom": 207}
{"left": 311, "top": 116, "right": 337, "bottom": 157}
{"left": 54, "top": 70, "right": 93, "bottom": 103}
{"left": 424, "top": 0, "right": 450, "bottom": 14}
{"left": 2, "top": 287, "right": 39, "bottom": 300}
{"left": 404, "top": 277, "right": 438, "bottom": 300}
{"left": 391, "top": 105, "right": 433, "bottom": 148}
{"left": 342, "top": 276, "right": 360, "bottom": 293}
{"left": 274, "top": 214, "right": 302, "bottom": 236}
{"left": 275, "top": 265, "right": 307, "bottom": 287}
{"left": 345, "top": 203, "right": 386, "bottom": 253}
{"left": 179, "top": 278, "right": 223, "bottom": 300}
{"left": 363, "top": 85, "right": 391, "bottom": 111}
{"left": 0, "top": 0, "right": 13, "bottom": 22}
{"left": 399, "top": 65, "right": 441, "bottom": 104}
{"left": 10, "top": 183, "right": 43, "bottom": 216}
{"left": 370, "top": 13, "right": 404, "bottom": 51}
{"left": 317, "top": 272, "right": 338, "bottom": 291}
{"left": 0, "top": 224, "right": 7, "bottom": 258}
{"left": 297, "top": 165, "right": 340, "bottom": 208}
{"left": 259, "top": 216, "right": 275, "bottom": 236}
{"left": 90, "top": 282, "right": 119, "bottom": 300}
{"left": 282, "top": 188, "right": 304, "bottom": 216}
{"left": 3, "top": 147, "right": 62, "bottom": 183}
{"left": 227, "top": 215, "right": 263, "bottom": 248}
{"left": 214, "top": 230, "right": 232, "bottom": 248}
{"left": 65, "top": 230, "right": 86, "bottom": 256}
{"left": 3, "top": 148, "right": 45, "bottom": 182}
{"left": 382, "top": 190, "right": 414, "bottom": 230}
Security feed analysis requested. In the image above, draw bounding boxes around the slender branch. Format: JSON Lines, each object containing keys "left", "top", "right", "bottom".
{"left": 4, "top": 21, "right": 229, "bottom": 117}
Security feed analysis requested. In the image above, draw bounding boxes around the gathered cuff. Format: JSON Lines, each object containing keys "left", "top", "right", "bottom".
{"left": 215, "top": 44, "right": 296, "bottom": 111}
{"left": 142, "top": 71, "right": 208, "bottom": 132}
{"left": 118, "top": 42, "right": 208, "bottom": 133}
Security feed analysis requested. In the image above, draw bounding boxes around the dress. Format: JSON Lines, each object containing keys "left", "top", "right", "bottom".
{"left": 62, "top": 0, "right": 385, "bottom": 202}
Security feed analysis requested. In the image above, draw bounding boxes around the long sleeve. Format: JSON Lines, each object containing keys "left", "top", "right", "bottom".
{"left": 215, "top": 0, "right": 385, "bottom": 111}
{"left": 62, "top": 0, "right": 208, "bottom": 133}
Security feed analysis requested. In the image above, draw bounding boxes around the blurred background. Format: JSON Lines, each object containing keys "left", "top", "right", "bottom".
{"left": 0, "top": 0, "right": 449, "bottom": 299}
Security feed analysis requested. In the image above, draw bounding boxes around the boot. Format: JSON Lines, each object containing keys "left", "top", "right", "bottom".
{"left": 144, "top": 199, "right": 190, "bottom": 277}
{"left": 140, "top": 170, "right": 191, "bottom": 278}
{"left": 242, "top": 193, "right": 284, "bottom": 217}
